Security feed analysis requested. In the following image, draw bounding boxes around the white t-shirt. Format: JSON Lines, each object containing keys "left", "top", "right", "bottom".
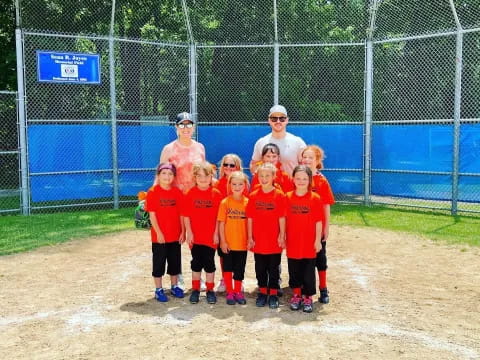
{"left": 251, "top": 132, "right": 306, "bottom": 176}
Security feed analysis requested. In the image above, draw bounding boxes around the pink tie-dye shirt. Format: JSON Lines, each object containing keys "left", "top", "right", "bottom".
{"left": 160, "top": 140, "right": 206, "bottom": 192}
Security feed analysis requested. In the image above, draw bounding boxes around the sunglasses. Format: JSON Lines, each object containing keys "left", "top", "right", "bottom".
{"left": 177, "top": 123, "right": 193, "bottom": 129}
{"left": 269, "top": 116, "right": 287, "bottom": 123}
{"left": 223, "top": 163, "right": 236, "bottom": 168}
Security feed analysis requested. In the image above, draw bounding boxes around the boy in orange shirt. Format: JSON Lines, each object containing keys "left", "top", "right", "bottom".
{"left": 247, "top": 162, "right": 286, "bottom": 309}
{"left": 301, "top": 145, "right": 335, "bottom": 304}
{"left": 183, "top": 162, "right": 222, "bottom": 304}
{"left": 217, "top": 171, "right": 249, "bottom": 305}
{"left": 145, "top": 163, "right": 185, "bottom": 302}
{"left": 285, "top": 165, "right": 323, "bottom": 313}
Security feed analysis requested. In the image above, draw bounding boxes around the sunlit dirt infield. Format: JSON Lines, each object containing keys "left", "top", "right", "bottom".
{"left": 1, "top": 226, "right": 479, "bottom": 359}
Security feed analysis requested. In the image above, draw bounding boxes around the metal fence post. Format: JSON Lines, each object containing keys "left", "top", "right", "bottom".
{"left": 450, "top": 0, "right": 463, "bottom": 215}
{"left": 273, "top": 0, "right": 279, "bottom": 105}
{"left": 15, "top": 28, "right": 30, "bottom": 215}
{"left": 189, "top": 43, "right": 198, "bottom": 124}
{"left": 109, "top": 0, "right": 119, "bottom": 209}
{"left": 363, "top": 39, "right": 373, "bottom": 206}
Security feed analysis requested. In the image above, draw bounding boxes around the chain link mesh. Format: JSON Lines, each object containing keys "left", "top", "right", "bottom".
{"left": 4, "top": 1, "right": 480, "bottom": 216}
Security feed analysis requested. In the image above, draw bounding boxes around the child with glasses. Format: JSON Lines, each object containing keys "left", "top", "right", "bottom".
{"left": 145, "top": 163, "right": 185, "bottom": 302}
{"left": 301, "top": 145, "right": 335, "bottom": 304}
{"left": 246, "top": 162, "right": 286, "bottom": 309}
{"left": 285, "top": 165, "right": 323, "bottom": 313}
{"left": 183, "top": 162, "right": 222, "bottom": 304}
{"left": 250, "top": 143, "right": 293, "bottom": 193}
{"left": 217, "top": 171, "right": 250, "bottom": 305}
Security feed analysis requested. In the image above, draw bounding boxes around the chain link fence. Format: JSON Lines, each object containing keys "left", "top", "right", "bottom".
{"left": 5, "top": 0, "right": 480, "bottom": 216}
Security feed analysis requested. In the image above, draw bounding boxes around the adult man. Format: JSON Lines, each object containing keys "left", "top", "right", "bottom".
{"left": 250, "top": 105, "right": 306, "bottom": 176}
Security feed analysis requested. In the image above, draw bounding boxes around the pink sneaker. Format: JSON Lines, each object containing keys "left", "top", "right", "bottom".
{"left": 289, "top": 295, "right": 302, "bottom": 311}
{"left": 226, "top": 292, "right": 236, "bottom": 305}
{"left": 303, "top": 296, "right": 313, "bottom": 313}
{"left": 235, "top": 292, "right": 246, "bottom": 305}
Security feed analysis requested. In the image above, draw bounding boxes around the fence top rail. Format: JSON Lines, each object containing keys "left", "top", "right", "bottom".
{"left": 0, "top": 90, "right": 17, "bottom": 94}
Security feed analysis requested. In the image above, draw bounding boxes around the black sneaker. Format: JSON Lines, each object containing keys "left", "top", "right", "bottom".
{"left": 256, "top": 293, "right": 268, "bottom": 307}
{"left": 319, "top": 288, "right": 329, "bottom": 304}
{"left": 206, "top": 290, "right": 217, "bottom": 304}
{"left": 189, "top": 290, "right": 200, "bottom": 304}
{"left": 268, "top": 295, "right": 279, "bottom": 309}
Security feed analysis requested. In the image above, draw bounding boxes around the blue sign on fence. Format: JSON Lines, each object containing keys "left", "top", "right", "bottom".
{"left": 36, "top": 51, "right": 101, "bottom": 84}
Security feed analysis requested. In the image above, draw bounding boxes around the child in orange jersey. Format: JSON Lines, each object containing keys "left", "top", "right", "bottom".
{"left": 301, "top": 145, "right": 335, "bottom": 304}
{"left": 246, "top": 162, "right": 286, "bottom": 309}
{"left": 214, "top": 153, "right": 247, "bottom": 292}
{"left": 217, "top": 171, "right": 250, "bottom": 305}
{"left": 145, "top": 163, "right": 185, "bottom": 302}
{"left": 183, "top": 162, "right": 222, "bottom": 304}
{"left": 250, "top": 143, "right": 294, "bottom": 193}
{"left": 285, "top": 165, "right": 323, "bottom": 313}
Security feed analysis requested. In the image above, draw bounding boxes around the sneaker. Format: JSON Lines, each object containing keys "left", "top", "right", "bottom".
{"left": 319, "top": 288, "right": 330, "bottom": 304}
{"left": 216, "top": 278, "right": 226, "bottom": 292}
{"left": 206, "top": 290, "right": 217, "bottom": 304}
{"left": 171, "top": 285, "right": 184, "bottom": 298}
{"left": 303, "top": 297, "right": 313, "bottom": 313}
{"left": 226, "top": 292, "right": 236, "bottom": 305}
{"left": 189, "top": 290, "right": 200, "bottom": 304}
{"left": 256, "top": 293, "right": 268, "bottom": 307}
{"left": 289, "top": 295, "right": 302, "bottom": 311}
{"left": 155, "top": 288, "right": 168, "bottom": 302}
{"left": 200, "top": 279, "right": 207, "bottom": 292}
{"left": 268, "top": 295, "right": 279, "bottom": 309}
{"left": 235, "top": 292, "right": 246, "bottom": 305}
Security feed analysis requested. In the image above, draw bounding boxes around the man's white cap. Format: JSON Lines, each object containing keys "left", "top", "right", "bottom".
{"left": 269, "top": 105, "right": 287, "bottom": 116}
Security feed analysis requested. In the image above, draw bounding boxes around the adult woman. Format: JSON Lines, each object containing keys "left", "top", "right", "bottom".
{"left": 160, "top": 112, "right": 205, "bottom": 193}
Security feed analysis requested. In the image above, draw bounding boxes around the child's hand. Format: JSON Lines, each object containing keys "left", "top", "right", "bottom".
{"left": 186, "top": 230, "right": 194, "bottom": 246}
{"left": 179, "top": 230, "right": 186, "bottom": 244}
{"left": 314, "top": 238, "right": 321, "bottom": 253}
{"left": 157, "top": 232, "right": 165, "bottom": 244}
{"left": 277, "top": 235, "right": 285, "bottom": 249}
{"left": 248, "top": 238, "right": 255, "bottom": 250}
{"left": 213, "top": 232, "right": 219, "bottom": 245}
{"left": 220, "top": 241, "right": 229, "bottom": 254}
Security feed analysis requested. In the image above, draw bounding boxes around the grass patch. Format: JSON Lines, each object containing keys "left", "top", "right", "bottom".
{"left": 1, "top": 204, "right": 479, "bottom": 256}
{"left": 332, "top": 204, "right": 480, "bottom": 247}
{"left": 0, "top": 208, "right": 134, "bottom": 255}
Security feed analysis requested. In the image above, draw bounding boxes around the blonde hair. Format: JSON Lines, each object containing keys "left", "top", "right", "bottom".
{"left": 219, "top": 153, "right": 243, "bottom": 178}
{"left": 192, "top": 161, "right": 215, "bottom": 186}
{"left": 256, "top": 162, "right": 277, "bottom": 184}
{"left": 227, "top": 171, "right": 249, "bottom": 194}
{"left": 302, "top": 145, "right": 325, "bottom": 170}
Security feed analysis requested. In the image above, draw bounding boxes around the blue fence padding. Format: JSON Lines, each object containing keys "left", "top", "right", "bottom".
{"left": 28, "top": 125, "right": 112, "bottom": 172}
{"left": 200, "top": 125, "right": 363, "bottom": 169}
{"left": 119, "top": 171, "right": 155, "bottom": 196}
{"left": 117, "top": 125, "right": 176, "bottom": 168}
{"left": 372, "top": 172, "right": 452, "bottom": 200}
{"left": 30, "top": 173, "right": 113, "bottom": 202}
{"left": 372, "top": 124, "right": 453, "bottom": 172}
{"left": 460, "top": 124, "right": 480, "bottom": 173}
{"left": 459, "top": 176, "right": 480, "bottom": 202}
{"left": 324, "top": 170, "right": 363, "bottom": 195}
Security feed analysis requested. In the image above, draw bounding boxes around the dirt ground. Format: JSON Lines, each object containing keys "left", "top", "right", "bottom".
{"left": 1, "top": 225, "right": 479, "bottom": 360}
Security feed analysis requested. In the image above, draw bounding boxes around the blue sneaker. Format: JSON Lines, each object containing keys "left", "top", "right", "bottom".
{"left": 155, "top": 288, "right": 168, "bottom": 302}
{"left": 171, "top": 285, "right": 184, "bottom": 298}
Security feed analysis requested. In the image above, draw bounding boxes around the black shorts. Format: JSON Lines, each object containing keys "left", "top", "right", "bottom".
{"left": 152, "top": 242, "right": 181, "bottom": 278}
{"left": 288, "top": 257, "right": 316, "bottom": 296}
{"left": 219, "top": 248, "right": 248, "bottom": 281}
{"left": 316, "top": 241, "right": 328, "bottom": 271}
{"left": 191, "top": 244, "right": 216, "bottom": 273}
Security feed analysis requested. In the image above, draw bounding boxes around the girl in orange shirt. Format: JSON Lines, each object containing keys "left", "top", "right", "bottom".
{"left": 285, "top": 165, "right": 323, "bottom": 313}
{"left": 183, "top": 162, "right": 222, "bottom": 305}
{"left": 250, "top": 143, "right": 294, "bottom": 193}
{"left": 301, "top": 145, "right": 335, "bottom": 304}
{"left": 145, "top": 163, "right": 184, "bottom": 302}
{"left": 217, "top": 171, "right": 249, "bottom": 305}
{"left": 246, "top": 162, "right": 286, "bottom": 309}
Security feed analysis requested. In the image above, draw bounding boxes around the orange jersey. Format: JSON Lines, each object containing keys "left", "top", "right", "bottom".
{"left": 285, "top": 191, "right": 323, "bottom": 259}
{"left": 246, "top": 188, "right": 286, "bottom": 254}
{"left": 145, "top": 185, "right": 183, "bottom": 243}
{"left": 217, "top": 195, "right": 249, "bottom": 251}
{"left": 312, "top": 173, "right": 335, "bottom": 205}
{"left": 251, "top": 168, "right": 294, "bottom": 193}
{"left": 182, "top": 186, "right": 222, "bottom": 249}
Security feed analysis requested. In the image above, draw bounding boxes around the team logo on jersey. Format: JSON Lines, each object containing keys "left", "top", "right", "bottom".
{"left": 291, "top": 204, "right": 310, "bottom": 214}
{"left": 160, "top": 199, "right": 176, "bottom": 207}
{"left": 194, "top": 199, "right": 213, "bottom": 208}
{"left": 227, "top": 208, "right": 246, "bottom": 219}
{"left": 255, "top": 201, "right": 275, "bottom": 211}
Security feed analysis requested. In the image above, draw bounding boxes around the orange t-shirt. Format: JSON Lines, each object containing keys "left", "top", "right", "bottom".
{"left": 217, "top": 195, "right": 248, "bottom": 251}
{"left": 246, "top": 188, "right": 286, "bottom": 254}
{"left": 312, "top": 173, "right": 335, "bottom": 205}
{"left": 145, "top": 185, "right": 183, "bottom": 243}
{"left": 251, "top": 168, "right": 294, "bottom": 193}
{"left": 285, "top": 191, "right": 323, "bottom": 259}
{"left": 182, "top": 186, "right": 222, "bottom": 249}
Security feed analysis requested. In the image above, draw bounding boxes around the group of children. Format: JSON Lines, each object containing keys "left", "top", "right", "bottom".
{"left": 144, "top": 143, "right": 335, "bottom": 313}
